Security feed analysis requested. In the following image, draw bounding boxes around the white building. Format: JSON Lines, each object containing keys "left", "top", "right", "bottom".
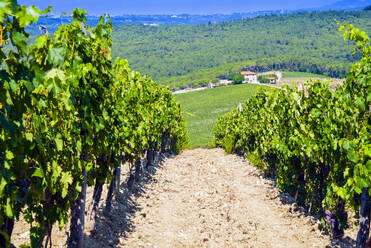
{"left": 266, "top": 77, "right": 277, "bottom": 84}
{"left": 219, "top": 80, "right": 232, "bottom": 86}
{"left": 241, "top": 71, "right": 257, "bottom": 83}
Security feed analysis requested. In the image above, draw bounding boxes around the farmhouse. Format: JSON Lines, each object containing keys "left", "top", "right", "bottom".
{"left": 240, "top": 71, "right": 257, "bottom": 83}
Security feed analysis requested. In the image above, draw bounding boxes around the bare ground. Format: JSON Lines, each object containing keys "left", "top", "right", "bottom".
{"left": 12, "top": 148, "right": 357, "bottom": 247}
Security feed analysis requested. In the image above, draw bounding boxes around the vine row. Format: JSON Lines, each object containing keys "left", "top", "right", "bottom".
{"left": 214, "top": 24, "right": 370, "bottom": 247}
{"left": 0, "top": 2, "right": 188, "bottom": 247}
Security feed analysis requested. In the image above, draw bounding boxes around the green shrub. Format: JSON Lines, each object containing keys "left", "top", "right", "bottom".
{"left": 233, "top": 74, "right": 244, "bottom": 84}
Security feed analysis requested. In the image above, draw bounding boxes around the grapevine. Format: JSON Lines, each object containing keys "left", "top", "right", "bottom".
{"left": 214, "top": 25, "right": 370, "bottom": 247}
{"left": 0, "top": 1, "right": 188, "bottom": 247}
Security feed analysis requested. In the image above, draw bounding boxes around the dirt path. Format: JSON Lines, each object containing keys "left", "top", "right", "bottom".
{"left": 12, "top": 148, "right": 357, "bottom": 247}
{"left": 173, "top": 87, "right": 208, "bottom": 95}
{"left": 172, "top": 82, "right": 280, "bottom": 95}
{"left": 87, "top": 148, "right": 355, "bottom": 248}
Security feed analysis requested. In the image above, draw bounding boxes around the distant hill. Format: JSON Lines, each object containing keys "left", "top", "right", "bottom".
{"left": 28, "top": 10, "right": 293, "bottom": 34}
{"left": 26, "top": 0, "right": 371, "bottom": 35}
{"left": 111, "top": 10, "right": 371, "bottom": 89}
{"left": 317, "top": 0, "right": 371, "bottom": 10}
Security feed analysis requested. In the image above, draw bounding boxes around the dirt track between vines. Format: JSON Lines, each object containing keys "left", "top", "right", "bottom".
{"left": 13, "top": 148, "right": 357, "bottom": 247}
{"left": 90, "top": 148, "right": 357, "bottom": 248}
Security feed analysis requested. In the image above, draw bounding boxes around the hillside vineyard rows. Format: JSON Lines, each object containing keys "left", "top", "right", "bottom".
{"left": 0, "top": 1, "right": 370, "bottom": 248}
{"left": 0, "top": 2, "right": 188, "bottom": 247}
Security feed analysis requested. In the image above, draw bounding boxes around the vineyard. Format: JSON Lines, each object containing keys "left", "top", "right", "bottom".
{"left": 1, "top": 1, "right": 371, "bottom": 248}
{"left": 0, "top": 2, "right": 188, "bottom": 248}
{"left": 214, "top": 24, "right": 370, "bottom": 247}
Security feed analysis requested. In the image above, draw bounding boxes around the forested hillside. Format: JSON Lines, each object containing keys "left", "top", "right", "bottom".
{"left": 111, "top": 11, "right": 371, "bottom": 88}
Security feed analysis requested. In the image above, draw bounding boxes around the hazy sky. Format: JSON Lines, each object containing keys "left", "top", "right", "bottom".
{"left": 19, "top": 0, "right": 340, "bottom": 15}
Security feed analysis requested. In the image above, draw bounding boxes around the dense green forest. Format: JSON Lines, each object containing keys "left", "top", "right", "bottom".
{"left": 111, "top": 10, "right": 371, "bottom": 89}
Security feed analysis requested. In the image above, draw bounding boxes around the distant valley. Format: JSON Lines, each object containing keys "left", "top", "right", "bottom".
{"left": 29, "top": 0, "right": 370, "bottom": 31}
{"left": 316, "top": 0, "right": 371, "bottom": 10}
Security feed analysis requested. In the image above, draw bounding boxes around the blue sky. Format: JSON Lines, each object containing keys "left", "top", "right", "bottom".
{"left": 19, "top": 0, "right": 341, "bottom": 15}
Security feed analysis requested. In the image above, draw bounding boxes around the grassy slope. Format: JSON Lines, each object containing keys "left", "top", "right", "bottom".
{"left": 176, "top": 84, "right": 265, "bottom": 148}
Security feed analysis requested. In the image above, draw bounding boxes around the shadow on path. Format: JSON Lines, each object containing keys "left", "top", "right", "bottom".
{"left": 264, "top": 177, "right": 356, "bottom": 248}
{"left": 84, "top": 154, "right": 174, "bottom": 248}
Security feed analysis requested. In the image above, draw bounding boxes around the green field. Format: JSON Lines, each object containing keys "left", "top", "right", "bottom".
{"left": 176, "top": 84, "right": 266, "bottom": 148}
{"left": 282, "top": 71, "right": 331, "bottom": 78}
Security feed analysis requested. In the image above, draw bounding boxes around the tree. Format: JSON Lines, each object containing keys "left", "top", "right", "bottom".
{"left": 227, "top": 72, "right": 236, "bottom": 81}
{"left": 364, "top": 5, "right": 371, "bottom": 10}
{"left": 232, "top": 74, "right": 244, "bottom": 84}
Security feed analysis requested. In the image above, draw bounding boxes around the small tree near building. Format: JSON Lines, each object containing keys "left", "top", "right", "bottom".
{"left": 233, "top": 74, "right": 244, "bottom": 84}
{"left": 227, "top": 72, "right": 236, "bottom": 81}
